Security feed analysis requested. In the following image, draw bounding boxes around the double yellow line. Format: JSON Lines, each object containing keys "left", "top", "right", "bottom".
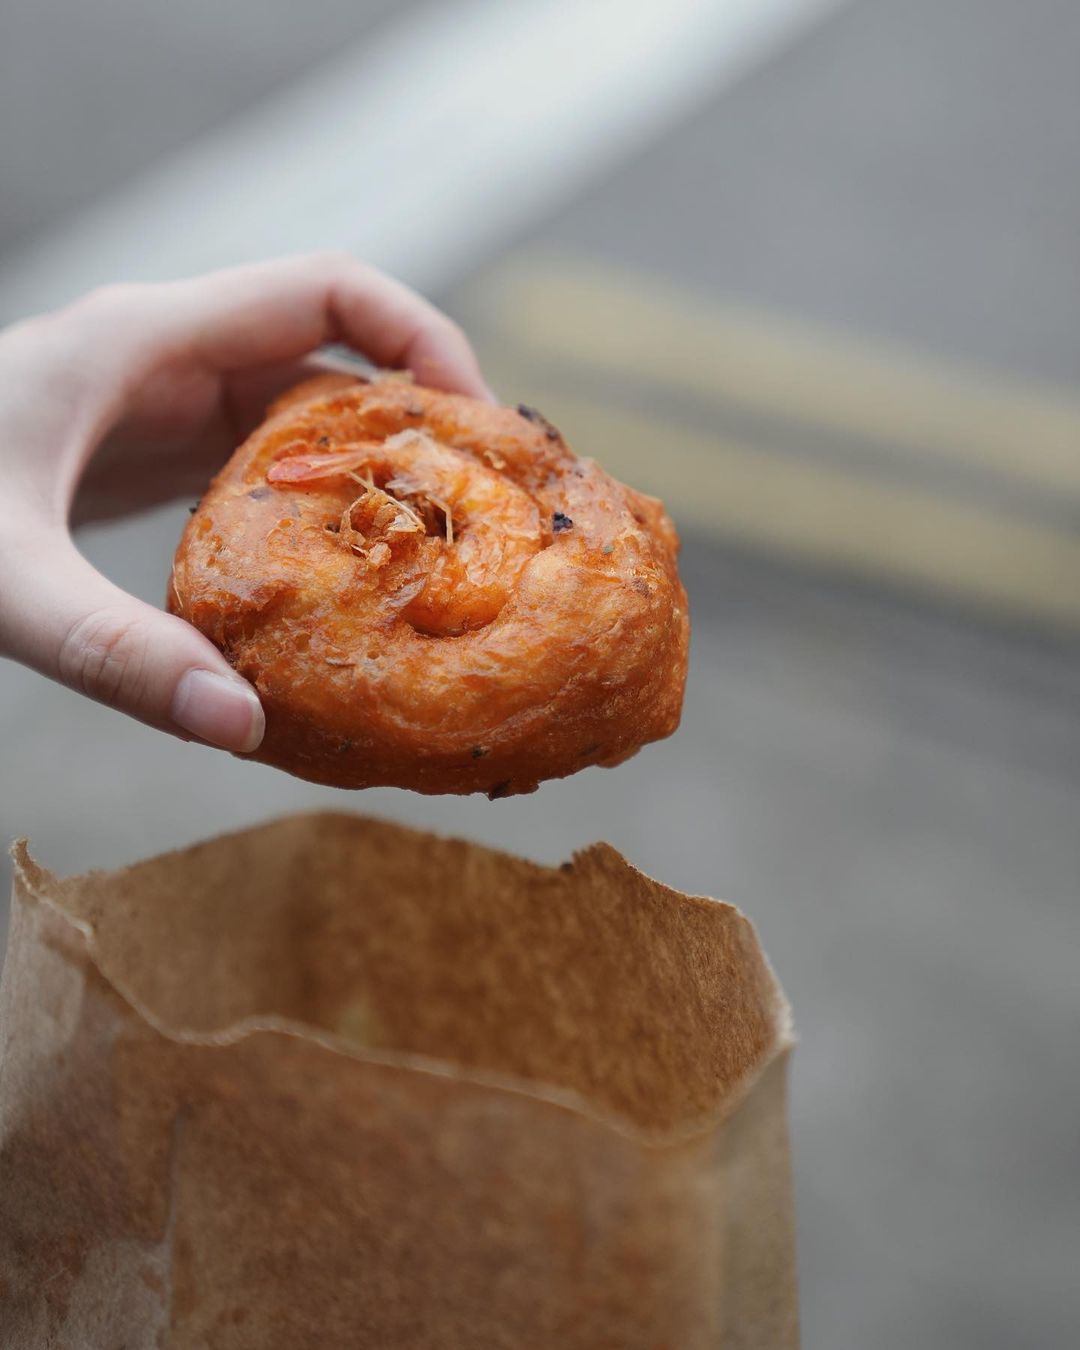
{"left": 465, "top": 255, "right": 1080, "bottom": 628}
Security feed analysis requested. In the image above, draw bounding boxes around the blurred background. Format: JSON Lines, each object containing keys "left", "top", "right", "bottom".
{"left": 2, "top": 0, "right": 1079, "bottom": 1345}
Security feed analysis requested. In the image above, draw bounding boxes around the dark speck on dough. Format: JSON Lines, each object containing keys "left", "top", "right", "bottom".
{"left": 516, "top": 404, "right": 561, "bottom": 441}
{"left": 488, "top": 779, "right": 512, "bottom": 799}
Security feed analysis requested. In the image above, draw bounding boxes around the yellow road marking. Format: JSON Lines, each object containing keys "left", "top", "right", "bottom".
{"left": 480, "top": 374, "right": 1080, "bottom": 627}
{"left": 473, "top": 255, "right": 1080, "bottom": 498}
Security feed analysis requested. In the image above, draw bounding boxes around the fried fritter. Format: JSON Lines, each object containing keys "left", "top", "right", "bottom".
{"left": 169, "top": 375, "right": 688, "bottom": 795}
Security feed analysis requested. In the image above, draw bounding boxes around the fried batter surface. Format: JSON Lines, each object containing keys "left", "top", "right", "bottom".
{"left": 169, "top": 376, "right": 688, "bottom": 794}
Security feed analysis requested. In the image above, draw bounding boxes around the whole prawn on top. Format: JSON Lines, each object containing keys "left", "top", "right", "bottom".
{"left": 169, "top": 373, "right": 689, "bottom": 796}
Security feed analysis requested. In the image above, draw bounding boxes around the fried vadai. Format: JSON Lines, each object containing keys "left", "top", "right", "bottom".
{"left": 169, "top": 374, "right": 688, "bottom": 795}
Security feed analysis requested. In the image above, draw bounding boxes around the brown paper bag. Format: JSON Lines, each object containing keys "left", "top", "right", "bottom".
{"left": 0, "top": 812, "right": 796, "bottom": 1348}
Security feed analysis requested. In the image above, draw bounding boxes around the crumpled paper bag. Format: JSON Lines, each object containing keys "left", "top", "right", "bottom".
{"left": 0, "top": 812, "right": 796, "bottom": 1348}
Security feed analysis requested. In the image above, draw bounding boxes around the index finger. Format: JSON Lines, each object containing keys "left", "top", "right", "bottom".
{"left": 128, "top": 253, "right": 491, "bottom": 399}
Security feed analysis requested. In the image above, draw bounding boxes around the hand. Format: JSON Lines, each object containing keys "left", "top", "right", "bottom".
{"left": 0, "top": 253, "right": 489, "bottom": 754}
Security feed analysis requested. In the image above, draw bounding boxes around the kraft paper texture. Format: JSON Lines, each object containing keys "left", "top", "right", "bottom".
{"left": 0, "top": 812, "right": 797, "bottom": 1348}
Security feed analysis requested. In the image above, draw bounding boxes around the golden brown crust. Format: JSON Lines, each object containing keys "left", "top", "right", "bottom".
{"left": 168, "top": 376, "right": 689, "bottom": 794}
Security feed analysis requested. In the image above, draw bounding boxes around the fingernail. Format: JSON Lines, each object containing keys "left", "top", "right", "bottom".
{"left": 171, "top": 669, "right": 265, "bottom": 753}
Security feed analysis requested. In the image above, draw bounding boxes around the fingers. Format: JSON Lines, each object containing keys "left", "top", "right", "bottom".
{"left": 0, "top": 252, "right": 487, "bottom": 754}
{"left": 0, "top": 531, "right": 264, "bottom": 752}
{"left": 153, "top": 253, "right": 491, "bottom": 398}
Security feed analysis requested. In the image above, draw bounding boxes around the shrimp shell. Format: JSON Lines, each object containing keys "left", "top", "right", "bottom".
{"left": 168, "top": 375, "right": 688, "bottom": 795}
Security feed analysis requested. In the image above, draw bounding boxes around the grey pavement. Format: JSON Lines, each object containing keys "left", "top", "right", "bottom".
{"left": 508, "top": 0, "right": 1080, "bottom": 388}
{"left": 2, "top": 2, "right": 1080, "bottom": 1349}
{"left": 0, "top": 0, "right": 409, "bottom": 256}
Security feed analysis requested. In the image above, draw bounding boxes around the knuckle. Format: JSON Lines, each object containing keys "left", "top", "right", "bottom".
{"left": 67, "top": 281, "right": 148, "bottom": 324}
{"left": 324, "top": 247, "right": 357, "bottom": 270}
{"left": 58, "top": 608, "right": 155, "bottom": 709}
{"left": 312, "top": 248, "right": 359, "bottom": 280}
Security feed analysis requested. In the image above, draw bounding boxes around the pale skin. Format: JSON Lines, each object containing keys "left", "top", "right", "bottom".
{"left": 0, "top": 253, "right": 491, "bottom": 753}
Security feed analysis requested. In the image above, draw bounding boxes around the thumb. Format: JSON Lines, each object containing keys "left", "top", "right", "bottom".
{"left": 0, "top": 532, "right": 264, "bottom": 752}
